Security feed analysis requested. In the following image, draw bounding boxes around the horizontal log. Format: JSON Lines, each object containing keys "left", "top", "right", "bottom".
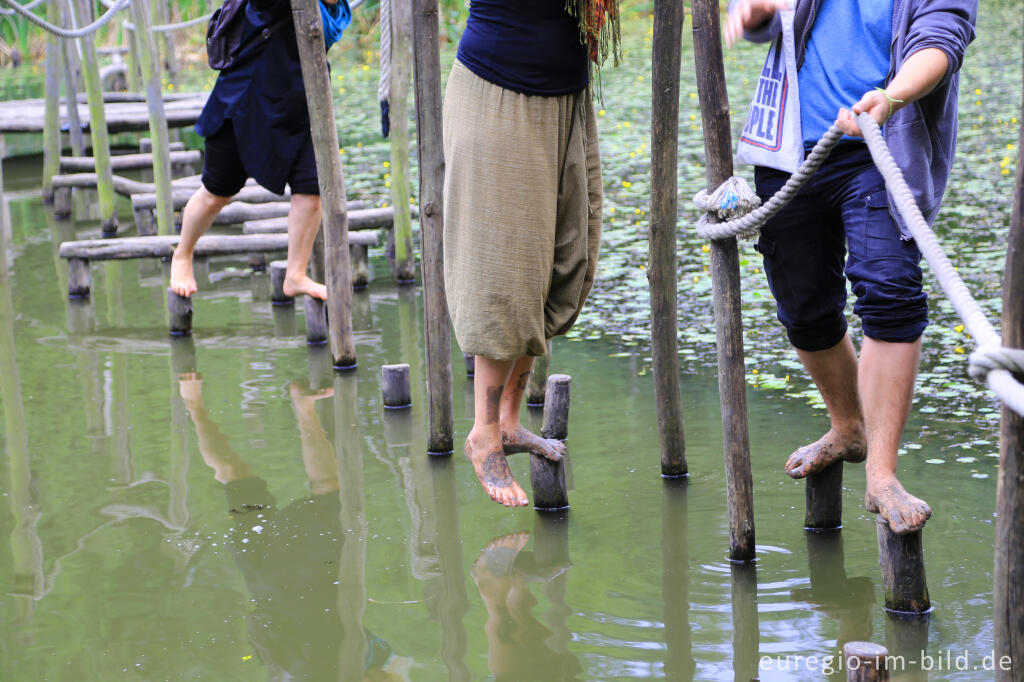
{"left": 59, "top": 150, "right": 201, "bottom": 172}
{"left": 132, "top": 186, "right": 288, "bottom": 211}
{"left": 139, "top": 138, "right": 186, "bottom": 153}
{"left": 58, "top": 232, "right": 379, "bottom": 262}
{"left": 52, "top": 172, "right": 153, "bottom": 196}
{"left": 243, "top": 207, "right": 396, "bottom": 233}
{"left": 0, "top": 95, "right": 207, "bottom": 134}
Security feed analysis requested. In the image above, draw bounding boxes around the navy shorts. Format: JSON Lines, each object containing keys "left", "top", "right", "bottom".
{"left": 753, "top": 143, "right": 928, "bottom": 352}
{"left": 201, "top": 119, "right": 320, "bottom": 197}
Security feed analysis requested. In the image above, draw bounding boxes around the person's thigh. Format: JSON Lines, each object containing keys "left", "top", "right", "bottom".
{"left": 754, "top": 166, "right": 849, "bottom": 351}
{"left": 201, "top": 121, "right": 249, "bottom": 198}
{"left": 841, "top": 166, "right": 927, "bottom": 342}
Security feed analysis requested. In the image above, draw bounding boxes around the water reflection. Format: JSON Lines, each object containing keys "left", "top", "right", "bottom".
{"left": 661, "top": 479, "right": 695, "bottom": 681}
{"left": 471, "top": 514, "right": 582, "bottom": 681}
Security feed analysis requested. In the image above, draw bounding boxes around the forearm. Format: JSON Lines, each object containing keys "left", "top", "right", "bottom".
{"left": 885, "top": 48, "right": 949, "bottom": 111}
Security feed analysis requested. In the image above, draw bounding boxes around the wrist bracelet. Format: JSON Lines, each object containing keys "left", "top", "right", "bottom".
{"left": 874, "top": 87, "right": 905, "bottom": 118}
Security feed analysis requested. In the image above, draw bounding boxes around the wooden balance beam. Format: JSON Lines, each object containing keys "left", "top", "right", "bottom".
{"left": 59, "top": 232, "right": 380, "bottom": 299}
{"left": 58, "top": 150, "right": 201, "bottom": 173}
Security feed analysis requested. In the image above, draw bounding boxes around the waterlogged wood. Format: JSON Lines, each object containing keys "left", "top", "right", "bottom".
{"left": 541, "top": 374, "right": 571, "bottom": 441}
{"left": 876, "top": 517, "right": 930, "bottom": 613}
{"left": 290, "top": 0, "right": 356, "bottom": 369}
{"left": 59, "top": 234, "right": 292, "bottom": 260}
{"left": 525, "top": 341, "right": 551, "bottom": 406}
{"left": 167, "top": 288, "right": 192, "bottom": 335}
{"left": 413, "top": 0, "right": 454, "bottom": 453}
{"left": 72, "top": 0, "right": 117, "bottom": 235}
{"left": 351, "top": 244, "right": 369, "bottom": 289}
{"left": 994, "top": 57, "right": 1024, "bottom": 678}
{"left": 54, "top": 186, "right": 72, "bottom": 218}
{"left": 42, "top": 0, "right": 62, "bottom": 203}
{"left": 691, "top": 0, "right": 755, "bottom": 563}
{"left": 67, "top": 258, "right": 91, "bottom": 298}
{"left": 381, "top": 364, "right": 413, "bottom": 408}
{"left": 805, "top": 460, "right": 843, "bottom": 530}
{"left": 650, "top": 0, "right": 688, "bottom": 478}
{"left": 843, "top": 642, "right": 890, "bottom": 681}
{"left": 241, "top": 206, "right": 392, "bottom": 233}
{"left": 58, "top": 150, "right": 200, "bottom": 172}
{"left": 304, "top": 295, "right": 327, "bottom": 345}
{"left": 269, "top": 260, "right": 293, "bottom": 305}
{"left": 129, "top": 0, "right": 174, "bottom": 236}
{"left": 389, "top": 0, "right": 416, "bottom": 282}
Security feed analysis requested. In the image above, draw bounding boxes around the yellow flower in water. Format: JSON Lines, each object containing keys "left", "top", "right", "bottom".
{"left": 693, "top": 275, "right": 699, "bottom": 282}
{"left": 689, "top": 92, "right": 697, "bottom": 99}
{"left": 701, "top": 244, "right": 710, "bottom": 253}
{"left": 339, "top": 148, "right": 345, "bottom": 154}
{"left": 955, "top": 324, "right": 965, "bottom": 333}
{"left": 1013, "top": 117, "right": 1018, "bottom": 124}
{"left": 384, "top": 173, "right": 390, "bottom": 179}
{"left": 630, "top": 152, "right": 636, "bottom": 158}
{"left": 634, "top": 208, "right": 642, "bottom": 214}
{"left": 785, "top": 375, "right": 790, "bottom": 381}
{"left": 752, "top": 368, "right": 758, "bottom": 374}
{"left": 1008, "top": 143, "right": 1017, "bottom": 151}
{"left": 975, "top": 88, "right": 982, "bottom": 95}
{"left": 690, "top": 114, "right": 697, "bottom": 121}
{"left": 621, "top": 180, "right": 632, "bottom": 188}
{"left": 385, "top": 180, "right": 391, "bottom": 187}
{"left": 623, "top": 122, "right": 631, "bottom": 128}
{"left": 362, "top": 65, "right": 370, "bottom": 71}
{"left": 609, "top": 206, "right": 616, "bottom": 213}
{"left": 383, "top": 161, "right": 390, "bottom": 168}
{"left": 599, "top": 109, "right": 606, "bottom": 117}
{"left": 242, "top": 655, "right": 253, "bottom": 662}
{"left": 1003, "top": 169, "right": 1011, "bottom": 175}
{"left": 955, "top": 347, "right": 965, "bottom": 354}
{"left": 976, "top": 100, "right": 982, "bottom": 107}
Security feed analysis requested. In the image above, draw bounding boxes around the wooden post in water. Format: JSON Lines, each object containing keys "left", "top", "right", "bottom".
{"left": 128, "top": 0, "right": 174, "bottom": 236}
{"left": 71, "top": 0, "right": 118, "bottom": 235}
{"left": 649, "top": 0, "right": 688, "bottom": 478}
{"left": 42, "top": 1, "right": 63, "bottom": 203}
{"left": 690, "top": 0, "right": 755, "bottom": 562}
{"left": 994, "top": 56, "right": 1024, "bottom": 675}
{"left": 525, "top": 341, "right": 551, "bottom": 407}
{"left": 876, "top": 518, "right": 930, "bottom": 614}
{"left": 290, "top": 0, "right": 356, "bottom": 370}
{"left": 805, "top": 460, "right": 843, "bottom": 531}
{"left": 269, "top": 260, "right": 294, "bottom": 305}
{"left": 167, "top": 288, "right": 192, "bottom": 335}
{"left": 843, "top": 642, "right": 890, "bottom": 681}
{"left": 388, "top": 0, "right": 416, "bottom": 283}
{"left": 412, "top": 0, "right": 454, "bottom": 454}
{"left": 381, "top": 364, "right": 413, "bottom": 408}
{"left": 541, "top": 374, "right": 571, "bottom": 441}
{"left": 304, "top": 296, "right": 327, "bottom": 345}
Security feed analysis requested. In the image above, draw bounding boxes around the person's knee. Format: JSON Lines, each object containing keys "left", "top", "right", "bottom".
{"left": 196, "top": 184, "right": 235, "bottom": 210}
{"left": 784, "top": 312, "right": 849, "bottom": 352}
{"left": 291, "top": 193, "right": 322, "bottom": 216}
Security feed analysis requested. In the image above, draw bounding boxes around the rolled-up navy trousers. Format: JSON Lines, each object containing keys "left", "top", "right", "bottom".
{"left": 753, "top": 143, "right": 928, "bottom": 352}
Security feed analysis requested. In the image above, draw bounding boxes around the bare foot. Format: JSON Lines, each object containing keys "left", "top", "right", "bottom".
{"left": 501, "top": 423, "right": 565, "bottom": 461}
{"left": 465, "top": 431, "right": 528, "bottom": 508}
{"left": 785, "top": 427, "right": 866, "bottom": 479}
{"left": 170, "top": 249, "right": 197, "bottom": 298}
{"left": 283, "top": 274, "right": 327, "bottom": 301}
{"left": 865, "top": 476, "right": 932, "bottom": 534}
{"left": 178, "top": 372, "right": 203, "bottom": 404}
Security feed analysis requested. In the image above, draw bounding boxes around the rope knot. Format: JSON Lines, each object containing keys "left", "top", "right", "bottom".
{"left": 693, "top": 176, "right": 761, "bottom": 240}
{"left": 968, "top": 345, "right": 1024, "bottom": 382}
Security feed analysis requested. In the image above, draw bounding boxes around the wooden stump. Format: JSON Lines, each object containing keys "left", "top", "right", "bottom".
{"left": 526, "top": 342, "right": 551, "bottom": 407}
{"left": 381, "top": 364, "right": 413, "bottom": 409}
{"left": 249, "top": 253, "right": 267, "bottom": 272}
{"left": 67, "top": 258, "right": 91, "bottom": 298}
{"left": 541, "top": 374, "right": 571, "bottom": 441}
{"left": 304, "top": 296, "right": 328, "bottom": 346}
{"left": 167, "top": 288, "right": 193, "bottom": 336}
{"left": 134, "top": 207, "right": 157, "bottom": 236}
{"left": 269, "top": 260, "right": 294, "bottom": 306}
{"left": 876, "top": 517, "right": 930, "bottom": 614}
{"left": 463, "top": 353, "right": 474, "bottom": 378}
{"left": 843, "top": 641, "right": 889, "bottom": 681}
{"left": 351, "top": 243, "right": 369, "bottom": 289}
{"left": 805, "top": 460, "right": 843, "bottom": 531}
{"left": 54, "top": 187, "right": 73, "bottom": 219}
{"left": 530, "top": 450, "right": 569, "bottom": 511}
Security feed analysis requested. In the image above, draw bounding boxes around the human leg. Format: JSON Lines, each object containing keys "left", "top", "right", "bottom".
{"left": 282, "top": 193, "right": 327, "bottom": 300}
{"left": 466, "top": 355, "right": 529, "bottom": 507}
{"left": 499, "top": 355, "right": 565, "bottom": 460}
{"left": 170, "top": 185, "right": 235, "bottom": 297}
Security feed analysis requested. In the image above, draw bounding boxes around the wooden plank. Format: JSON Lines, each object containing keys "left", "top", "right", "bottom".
{"left": 691, "top": 0, "right": 755, "bottom": 562}
{"left": 0, "top": 96, "right": 207, "bottom": 134}
{"left": 59, "top": 150, "right": 200, "bottom": 172}
{"left": 413, "top": 0, "right": 454, "bottom": 454}
{"left": 243, "top": 207, "right": 395, "bottom": 233}
{"left": 650, "top": 0, "right": 688, "bottom": 477}
{"left": 59, "top": 234, "right": 293, "bottom": 260}
{"left": 290, "top": 0, "right": 356, "bottom": 369}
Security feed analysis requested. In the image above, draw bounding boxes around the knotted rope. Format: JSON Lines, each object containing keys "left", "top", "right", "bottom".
{"left": 692, "top": 112, "right": 1024, "bottom": 417}
{"left": 377, "top": 0, "right": 392, "bottom": 137}
{"left": 0, "top": 0, "right": 129, "bottom": 38}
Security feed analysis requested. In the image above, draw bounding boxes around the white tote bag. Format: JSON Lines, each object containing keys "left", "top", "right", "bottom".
{"left": 736, "top": 9, "right": 803, "bottom": 173}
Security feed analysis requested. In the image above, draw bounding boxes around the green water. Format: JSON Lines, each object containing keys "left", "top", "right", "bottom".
{"left": 1, "top": 4, "right": 1021, "bottom": 680}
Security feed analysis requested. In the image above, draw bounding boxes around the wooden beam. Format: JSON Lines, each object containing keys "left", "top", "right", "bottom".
{"left": 388, "top": 0, "right": 416, "bottom": 282}
{"left": 242, "top": 207, "right": 396, "bottom": 233}
{"left": 41, "top": 0, "right": 62, "bottom": 203}
{"left": 691, "top": 0, "right": 755, "bottom": 562}
{"left": 412, "top": 0, "right": 454, "bottom": 454}
{"left": 58, "top": 150, "right": 200, "bottom": 172}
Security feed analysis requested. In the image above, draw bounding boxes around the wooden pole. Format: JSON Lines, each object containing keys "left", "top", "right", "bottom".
{"left": 381, "top": 363, "right": 413, "bottom": 408}
{"left": 541, "top": 374, "right": 571, "bottom": 441}
{"left": 304, "top": 296, "right": 328, "bottom": 345}
{"left": 59, "top": 21, "right": 86, "bottom": 158}
{"left": 844, "top": 642, "right": 890, "bottom": 682}
{"left": 412, "top": 0, "right": 454, "bottom": 454}
{"left": 42, "top": 0, "right": 63, "bottom": 203}
{"left": 129, "top": 0, "right": 174, "bottom": 237}
{"left": 995, "top": 79, "right": 1024, "bottom": 676}
{"left": 123, "top": 26, "right": 143, "bottom": 93}
{"left": 269, "top": 260, "right": 294, "bottom": 305}
{"left": 151, "top": 0, "right": 177, "bottom": 86}
{"left": 530, "top": 449, "right": 568, "bottom": 511}
{"left": 649, "top": 0, "right": 688, "bottom": 478}
{"left": 167, "top": 288, "right": 192, "bottom": 335}
{"left": 71, "top": 0, "right": 118, "bottom": 235}
{"left": 690, "top": 0, "right": 755, "bottom": 562}
{"left": 290, "top": 0, "right": 357, "bottom": 370}
{"left": 876, "top": 517, "right": 930, "bottom": 613}
{"left": 388, "top": 0, "right": 416, "bottom": 283}
{"left": 805, "top": 460, "right": 843, "bottom": 531}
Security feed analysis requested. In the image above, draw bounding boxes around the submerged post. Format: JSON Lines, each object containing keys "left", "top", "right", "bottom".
{"left": 691, "top": 0, "right": 755, "bottom": 562}
{"left": 387, "top": 0, "right": 416, "bottom": 283}
{"left": 71, "top": 0, "right": 118, "bottom": 235}
{"left": 843, "top": 642, "right": 890, "bottom": 681}
{"left": 541, "top": 374, "right": 571, "bottom": 441}
{"left": 412, "top": 0, "right": 454, "bottom": 454}
{"left": 167, "top": 288, "right": 192, "bottom": 335}
{"left": 290, "top": 0, "right": 356, "bottom": 370}
{"left": 994, "top": 51, "right": 1024, "bottom": 676}
{"left": 876, "top": 518, "right": 930, "bottom": 614}
{"left": 304, "top": 296, "right": 328, "bottom": 345}
{"left": 42, "top": 1, "right": 63, "bottom": 203}
{"left": 128, "top": 0, "right": 174, "bottom": 236}
{"left": 649, "top": 0, "right": 688, "bottom": 478}
{"left": 381, "top": 363, "right": 413, "bottom": 408}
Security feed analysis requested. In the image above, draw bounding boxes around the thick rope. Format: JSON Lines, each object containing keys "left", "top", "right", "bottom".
{"left": 0, "top": 0, "right": 43, "bottom": 17}
{"left": 123, "top": 13, "right": 212, "bottom": 33}
{"left": 377, "top": 0, "right": 391, "bottom": 137}
{"left": 0, "top": 0, "right": 129, "bottom": 38}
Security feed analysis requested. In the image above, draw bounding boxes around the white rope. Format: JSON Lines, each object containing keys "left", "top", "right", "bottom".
{"left": 377, "top": 0, "right": 391, "bottom": 104}
{"left": 0, "top": 0, "right": 129, "bottom": 38}
{"left": 0, "top": 0, "right": 43, "bottom": 17}
{"left": 123, "top": 12, "right": 213, "bottom": 33}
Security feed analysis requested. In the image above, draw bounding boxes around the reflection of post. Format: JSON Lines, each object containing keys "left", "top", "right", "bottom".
{"left": 104, "top": 262, "right": 134, "bottom": 485}
{"left": 661, "top": 479, "right": 695, "bottom": 680}
{"left": 428, "top": 458, "right": 471, "bottom": 681}
{"left": 42, "top": 0, "right": 62, "bottom": 203}
{"left": 168, "top": 337, "right": 197, "bottom": 530}
{"left": 333, "top": 374, "right": 368, "bottom": 680}
{"left": 883, "top": 612, "right": 928, "bottom": 680}
{"left": 730, "top": 563, "right": 759, "bottom": 682}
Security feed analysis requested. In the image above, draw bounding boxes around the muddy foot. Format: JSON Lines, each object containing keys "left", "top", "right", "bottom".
{"left": 501, "top": 424, "right": 565, "bottom": 461}
{"left": 170, "top": 249, "right": 197, "bottom": 298}
{"left": 865, "top": 476, "right": 932, "bottom": 534}
{"left": 785, "top": 427, "right": 866, "bottom": 479}
{"left": 465, "top": 434, "right": 528, "bottom": 507}
{"left": 283, "top": 274, "right": 327, "bottom": 301}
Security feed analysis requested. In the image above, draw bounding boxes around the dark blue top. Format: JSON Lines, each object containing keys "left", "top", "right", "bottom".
{"left": 195, "top": 0, "right": 319, "bottom": 194}
{"left": 456, "top": 0, "right": 588, "bottom": 96}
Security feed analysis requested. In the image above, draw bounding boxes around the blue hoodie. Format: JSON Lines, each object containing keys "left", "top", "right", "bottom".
{"left": 738, "top": 0, "right": 977, "bottom": 234}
